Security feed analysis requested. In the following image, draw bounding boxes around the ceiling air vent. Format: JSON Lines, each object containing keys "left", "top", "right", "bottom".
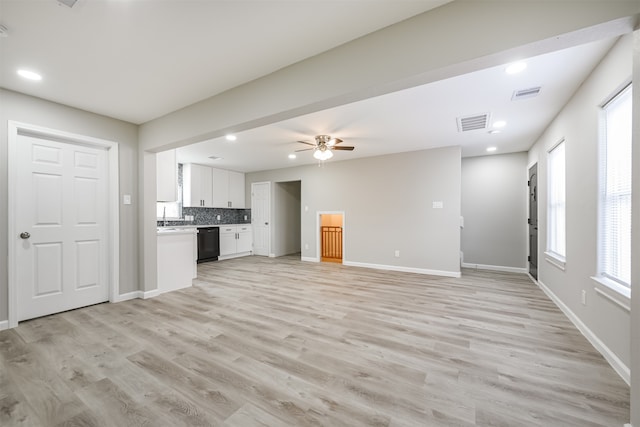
{"left": 512, "top": 86, "right": 541, "bottom": 101}
{"left": 208, "top": 155, "right": 223, "bottom": 161}
{"left": 457, "top": 113, "right": 490, "bottom": 132}
{"left": 57, "top": 0, "right": 78, "bottom": 7}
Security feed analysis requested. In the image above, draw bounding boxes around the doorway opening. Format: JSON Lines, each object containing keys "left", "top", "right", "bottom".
{"left": 319, "top": 213, "right": 343, "bottom": 263}
{"left": 272, "top": 181, "right": 301, "bottom": 258}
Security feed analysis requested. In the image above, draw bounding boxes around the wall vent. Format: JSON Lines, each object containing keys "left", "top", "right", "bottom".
{"left": 512, "top": 87, "right": 541, "bottom": 100}
{"left": 457, "top": 113, "right": 490, "bottom": 132}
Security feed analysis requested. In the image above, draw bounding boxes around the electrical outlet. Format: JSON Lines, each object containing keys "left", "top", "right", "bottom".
{"left": 581, "top": 290, "right": 587, "bottom": 305}
{"left": 394, "top": 250, "right": 400, "bottom": 258}
{"left": 216, "top": 215, "right": 221, "bottom": 221}
{"left": 305, "top": 243, "right": 309, "bottom": 250}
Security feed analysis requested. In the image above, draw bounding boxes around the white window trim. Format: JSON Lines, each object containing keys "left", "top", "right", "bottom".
{"left": 544, "top": 251, "right": 566, "bottom": 271}
{"left": 595, "top": 81, "right": 632, "bottom": 294}
{"left": 546, "top": 138, "right": 566, "bottom": 263}
{"left": 591, "top": 276, "right": 630, "bottom": 311}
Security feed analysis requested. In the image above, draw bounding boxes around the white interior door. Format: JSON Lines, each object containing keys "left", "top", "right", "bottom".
{"left": 15, "top": 133, "right": 109, "bottom": 322}
{"left": 251, "top": 182, "right": 271, "bottom": 256}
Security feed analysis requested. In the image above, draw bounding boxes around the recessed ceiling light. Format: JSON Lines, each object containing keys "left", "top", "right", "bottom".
{"left": 225, "top": 134, "right": 237, "bottom": 141}
{"left": 17, "top": 69, "right": 42, "bottom": 81}
{"left": 486, "top": 146, "right": 497, "bottom": 152}
{"left": 493, "top": 120, "right": 506, "bottom": 128}
{"left": 288, "top": 154, "right": 296, "bottom": 159}
{"left": 505, "top": 62, "right": 527, "bottom": 74}
{"left": 488, "top": 130, "right": 501, "bottom": 134}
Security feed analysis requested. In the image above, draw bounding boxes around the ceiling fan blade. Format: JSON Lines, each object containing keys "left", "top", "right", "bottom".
{"left": 332, "top": 146, "right": 354, "bottom": 151}
{"left": 330, "top": 138, "right": 343, "bottom": 145}
{"left": 297, "top": 140, "right": 316, "bottom": 146}
{"left": 295, "top": 148, "right": 314, "bottom": 152}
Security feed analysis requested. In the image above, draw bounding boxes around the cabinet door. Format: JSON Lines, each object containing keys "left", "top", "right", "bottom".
{"left": 184, "top": 164, "right": 212, "bottom": 207}
{"left": 198, "top": 165, "right": 213, "bottom": 207}
{"left": 237, "top": 227, "right": 252, "bottom": 253}
{"left": 212, "top": 168, "right": 229, "bottom": 208}
{"left": 219, "top": 227, "right": 237, "bottom": 256}
{"left": 228, "top": 171, "right": 245, "bottom": 208}
{"left": 156, "top": 149, "right": 177, "bottom": 202}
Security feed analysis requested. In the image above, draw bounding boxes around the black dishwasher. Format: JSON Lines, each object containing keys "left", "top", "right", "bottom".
{"left": 197, "top": 227, "right": 220, "bottom": 263}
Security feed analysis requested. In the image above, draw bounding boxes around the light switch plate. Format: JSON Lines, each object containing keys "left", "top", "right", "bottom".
{"left": 123, "top": 194, "right": 131, "bottom": 205}
{"left": 432, "top": 201, "right": 443, "bottom": 209}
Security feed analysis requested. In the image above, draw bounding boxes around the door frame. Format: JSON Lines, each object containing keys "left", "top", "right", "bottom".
{"left": 251, "top": 181, "right": 271, "bottom": 257}
{"left": 316, "top": 211, "right": 345, "bottom": 263}
{"left": 7, "top": 121, "right": 120, "bottom": 328}
{"left": 527, "top": 161, "right": 538, "bottom": 281}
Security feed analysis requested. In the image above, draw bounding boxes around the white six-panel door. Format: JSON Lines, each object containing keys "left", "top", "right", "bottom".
{"left": 15, "top": 133, "right": 109, "bottom": 321}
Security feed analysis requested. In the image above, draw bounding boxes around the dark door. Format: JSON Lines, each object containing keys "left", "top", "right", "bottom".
{"left": 528, "top": 164, "right": 538, "bottom": 280}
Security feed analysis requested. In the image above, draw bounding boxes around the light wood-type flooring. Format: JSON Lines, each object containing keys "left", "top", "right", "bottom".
{"left": 0, "top": 255, "right": 630, "bottom": 426}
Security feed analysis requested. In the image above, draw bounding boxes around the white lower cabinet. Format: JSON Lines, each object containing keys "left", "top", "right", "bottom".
{"left": 219, "top": 224, "right": 252, "bottom": 259}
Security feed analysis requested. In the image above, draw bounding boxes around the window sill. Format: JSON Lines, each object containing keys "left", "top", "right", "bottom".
{"left": 544, "top": 251, "right": 566, "bottom": 271}
{"left": 591, "top": 276, "right": 631, "bottom": 312}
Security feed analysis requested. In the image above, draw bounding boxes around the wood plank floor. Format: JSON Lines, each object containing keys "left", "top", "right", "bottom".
{"left": 0, "top": 255, "right": 630, "bottom": 426}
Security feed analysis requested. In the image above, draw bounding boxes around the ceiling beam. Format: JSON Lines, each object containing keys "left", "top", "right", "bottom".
{"left": 139, "top": 0, "right": 639, "bottom": 152}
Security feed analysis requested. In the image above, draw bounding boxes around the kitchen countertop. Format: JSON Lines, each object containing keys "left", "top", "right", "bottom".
{"left": 157, "top": 224, "right": 251, "bottom": 233}
{"left": 156, "top": 227, "right": 198, "bottom": 235}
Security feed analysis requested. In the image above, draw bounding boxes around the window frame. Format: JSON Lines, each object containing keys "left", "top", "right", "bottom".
{"left": 594, "top": 82, "right": 632, "bottom": 295}
{"left": 545, "top": 138, "right": 567, "bottom": 269}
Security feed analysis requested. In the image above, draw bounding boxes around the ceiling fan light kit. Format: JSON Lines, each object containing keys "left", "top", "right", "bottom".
{"left": 297, "top": 134, "right": 354, "bottom": 161}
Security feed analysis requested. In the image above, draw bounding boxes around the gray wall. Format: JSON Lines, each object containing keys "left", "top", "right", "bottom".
{"left": 527, "top": 35, "right": 632, "bottom": 375}
{"left": 247, "top": 146, "right": 461, "bottom": 276}
{"left": 0, "top": 89, "right": 139, "bottom": 322}
{"left": 273, "top": 181, "right": 301, "bottom": 257}
{"left": 461, "top": 152, "right": 528, "bottom": 270}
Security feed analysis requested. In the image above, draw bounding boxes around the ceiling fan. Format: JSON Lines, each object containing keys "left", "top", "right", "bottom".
{"left": 296, "top": 135, "right": 355, "bottom": 160}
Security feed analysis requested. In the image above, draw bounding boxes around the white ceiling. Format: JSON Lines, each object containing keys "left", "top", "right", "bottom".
{"left": 0, "top": 1, "right": 619, "bottom": 173}
{"left": 0, "top": 0, "right": 451, "bottom": 124}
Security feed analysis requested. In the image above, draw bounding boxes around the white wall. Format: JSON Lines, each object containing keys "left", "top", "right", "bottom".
{"left": 461, "top": 152, "right": 528, "bottom": 271}
{"left": 0, "top": 89, "right": 139, "bottom": 323}
{"left": 247, "top": 146, "right": 462, "bottom": 276}
{"left": 273, "top": 181, "right": 301, "bottom": 257}
{"left": 527, "top": 35, "right": 633, "bottom": 381}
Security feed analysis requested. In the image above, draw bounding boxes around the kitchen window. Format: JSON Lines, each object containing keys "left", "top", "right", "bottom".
{"left": 546, "top": 138, "right": 566, "bottom": 268}
{"left": 595, "top": 83, "right": 632, "bottom": 295}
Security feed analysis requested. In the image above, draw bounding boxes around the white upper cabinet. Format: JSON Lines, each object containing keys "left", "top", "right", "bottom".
{"left": 212, "top": 167, "right": 229, "bottom": 208}
{"left": 212, "top": 168, "right": 245, "bottom": 208}
{"left": 156, "top": 149, "right": 177, "bottom": 202}
{"left": 228, "top": 171, "right": 245, "bottom": 208}
{"left": 183, "top": 163, "right": 212, "bottom": 207}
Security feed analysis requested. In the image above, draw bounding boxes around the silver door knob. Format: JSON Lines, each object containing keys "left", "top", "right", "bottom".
{"left": 265, "top": 222, "right": 269, "bottom": 225}
{"left": 20, "top": 232, "right": 30, "bottom": 239}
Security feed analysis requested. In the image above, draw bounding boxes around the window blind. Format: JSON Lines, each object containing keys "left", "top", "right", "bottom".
{"left": 547, "top": 140, "right": 566, "bottom": 258}
{"left": 599, "top": 84, "right": 632, "bottom": 287}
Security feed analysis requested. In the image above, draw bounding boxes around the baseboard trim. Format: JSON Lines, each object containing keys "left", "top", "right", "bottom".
{"left": 301, "top": 256, "right": 320, "bottom": 262}
{"left": 461, "top": 262, "right": 527, "bottom": 274}
{"left": 219, "top": 252, "right": 252, "bottom": 261}
{"left": 0, "top": 320, "right": 9, "bottom": 331}
{"left": 142, "top": 289, "right": 161, "bottom": 299}
{"left": 537, "top": 279, "right": 631, "bottom": 386}
{"left": 112, "top": 291, "right": 142, "bottom": 303}
{"left": 343, "top": 261, "right": 461, "bottom": 278}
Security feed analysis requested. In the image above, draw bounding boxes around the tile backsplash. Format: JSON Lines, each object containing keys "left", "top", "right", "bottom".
{"left": 158, "top": 207, "right": 251, "bottom": 227}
